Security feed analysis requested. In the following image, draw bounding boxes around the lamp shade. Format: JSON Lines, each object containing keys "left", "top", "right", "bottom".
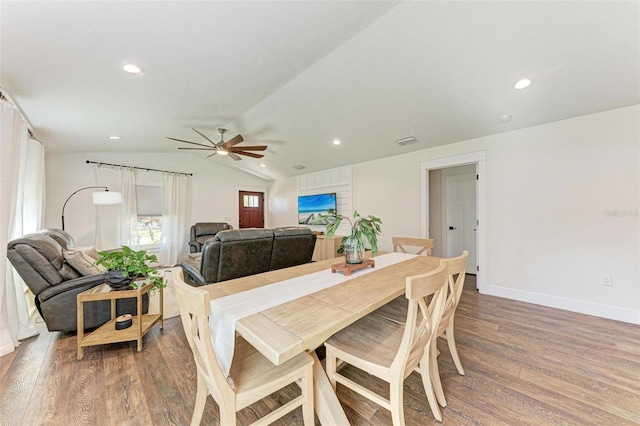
{"left": 92, "top": 191, "right": 122, "bottom": 205}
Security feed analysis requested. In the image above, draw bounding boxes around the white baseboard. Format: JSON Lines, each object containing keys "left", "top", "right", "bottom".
{"left": 482, "top": 284, "right": 640, "bottom": 325}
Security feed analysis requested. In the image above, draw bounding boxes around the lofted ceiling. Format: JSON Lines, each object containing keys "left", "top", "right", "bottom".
{"left": 1, "top": 1, "right": 638, "bottom": 181}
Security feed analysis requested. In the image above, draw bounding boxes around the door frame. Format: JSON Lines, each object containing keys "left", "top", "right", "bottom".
{"left": 235, "top": 184, "right": 269, "bottom": 228}
{"left": 238, "top": 190, "right": 265, "bottom": 228}
{"left": 441, "top": 166, "right": 477, "bottom": 273}
{"left": 421, "top": 150, "right": 486, "bottom": 292}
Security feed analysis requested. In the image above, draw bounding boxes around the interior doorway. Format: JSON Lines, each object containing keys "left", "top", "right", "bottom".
{"left": 421, "top": 151, "right": 486, "bottom": 291}
{"left": 238, "top": 191, "right": 264, "bottom": 228}
{"left": 429, "top": 165, "right": 477, "bottom": 275}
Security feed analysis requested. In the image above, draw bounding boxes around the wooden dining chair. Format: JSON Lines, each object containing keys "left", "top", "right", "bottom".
{"left": 173, "top": 271, "right": 314, "bottom": 426}
{"left": 374, "top": 251, "right": 468, "bottom": 364}
{"left": 392, "top": 236, "right": 435, "bottom": 256}
{"left": 324, "top": 261, "right": 449, "bottom": 424}
{"left": 372, "top": 251, "right": 469, "bottom": 408}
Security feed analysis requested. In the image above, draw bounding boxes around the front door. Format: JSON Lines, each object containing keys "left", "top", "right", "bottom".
{"left": 238, "top": 191, "right": 264, "bottom": 228}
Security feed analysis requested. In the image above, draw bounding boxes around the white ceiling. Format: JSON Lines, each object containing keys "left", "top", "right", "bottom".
{"left": 2, "top": 1, "right": 638, "bottom": 180}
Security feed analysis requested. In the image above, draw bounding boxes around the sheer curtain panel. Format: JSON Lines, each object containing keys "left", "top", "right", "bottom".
{"left": 162, "top": 173, "right": 192, "bottom": 266}
{"left": 95, "top": 166, "right": 138, "bottom": 249}
{"left": 0, "top": 101, "right": 40, "bottom": 357}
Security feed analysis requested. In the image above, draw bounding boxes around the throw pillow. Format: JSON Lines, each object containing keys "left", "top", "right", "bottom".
{"left": 67, "top": 245, "right": 101, "bottom": 261}
{"left": 63, "top": 247, "right": 106, "bottom": 276}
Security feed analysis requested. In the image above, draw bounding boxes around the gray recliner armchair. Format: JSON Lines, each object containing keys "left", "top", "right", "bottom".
{"left": 7, "top": 229, "right": 147, "bottom": 332}
{"left": 188, "top": 222, "right": 233, "bottom": 253}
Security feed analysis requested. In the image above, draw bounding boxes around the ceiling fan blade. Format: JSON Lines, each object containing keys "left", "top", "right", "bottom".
{"left": 234, "top": 151, "right": 264, "bottom": 159}
{"left": 206, "top": 151, "right": 217, "bottom": 158}
{"left": 228, "top": 152, "right": 242, "bottom": 161}
{"left": 167, "top": 137, "right": 212, "bottom": 148}
{"left": 224, "top": 134, "right": 244, "bottom": 148}
{"left": 228, "top": 145, "right": 267, "bottom": 151}
{"left": 192, "top": 128, "right": 218, "bottom": 146}
{"left": 178, "top": 147, "right": 214, "bottom": 150}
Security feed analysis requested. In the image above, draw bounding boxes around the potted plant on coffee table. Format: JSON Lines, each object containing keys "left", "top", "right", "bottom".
{"left": 313, "top": 209, "right": 382, "bottom": 264}
{"left": 96, "top": 246, "right": 166, "bottom": 294}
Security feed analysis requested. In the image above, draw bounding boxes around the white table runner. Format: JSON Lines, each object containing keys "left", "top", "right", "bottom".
{"left": 209, "top": 252, "right": 417, "bottom": 377}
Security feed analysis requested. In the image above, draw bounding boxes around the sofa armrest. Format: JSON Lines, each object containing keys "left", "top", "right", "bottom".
{"left": 188, "top": 241, "right": 201, "bottom": 253}
{"left": 180, "top": 262, "right": 207, "bottom": 287}
{"left": 37, "top": 273, "right": 107, "bottom": 304}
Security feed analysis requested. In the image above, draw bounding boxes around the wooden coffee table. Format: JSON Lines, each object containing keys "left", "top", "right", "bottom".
{"left": 76, "top": 281, "right": 163, "bottom": 360}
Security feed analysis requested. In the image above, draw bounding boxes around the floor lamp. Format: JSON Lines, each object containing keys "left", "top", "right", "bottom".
{"left": 61, "top": 186, "right": 123, "bottom": 230}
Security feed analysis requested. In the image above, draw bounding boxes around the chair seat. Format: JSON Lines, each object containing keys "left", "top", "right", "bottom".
{"left": 325, "top": 314, "right": 405, "bottom": 373}
{"left": 374, "top": 296, "right": 409, "bottom": 325}
{"left": 231, "top": 336, "right": 313, "bottom": 397}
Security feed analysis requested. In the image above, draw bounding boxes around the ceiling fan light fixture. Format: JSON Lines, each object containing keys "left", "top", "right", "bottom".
{"left": 218, "top": 150, "right": 229, "bottom": 156}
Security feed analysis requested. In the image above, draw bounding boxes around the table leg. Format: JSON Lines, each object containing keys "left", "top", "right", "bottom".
{"left": 310, "top": 351, "right": 349, "bottom": 425}
{"left": 77, "top": 298, "right": 84, "bottom": 360}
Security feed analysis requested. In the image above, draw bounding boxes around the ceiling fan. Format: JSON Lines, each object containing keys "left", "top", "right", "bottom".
{"left": 167, "top": 128, "right": 267, "bottom": 161}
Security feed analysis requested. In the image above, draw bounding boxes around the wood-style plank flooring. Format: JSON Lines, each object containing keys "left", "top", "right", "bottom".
{"left": 2, "top": 276, "right": 639, "bottom": 425}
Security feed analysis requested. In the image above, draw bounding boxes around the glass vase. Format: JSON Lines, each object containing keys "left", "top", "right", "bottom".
{"left": 344, "top": 236, "right": 365, "bottom": 264}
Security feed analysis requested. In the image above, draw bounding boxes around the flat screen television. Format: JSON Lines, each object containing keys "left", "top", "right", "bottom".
{"left": 298, "top": 193, "right": 337, "bottom": 225}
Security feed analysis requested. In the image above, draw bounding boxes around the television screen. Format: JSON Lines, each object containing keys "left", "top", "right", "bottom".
{"left": 298, "top": 193, "right": 337, "bottom": 225}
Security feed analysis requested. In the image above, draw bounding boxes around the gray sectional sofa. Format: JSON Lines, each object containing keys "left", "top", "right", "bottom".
{"left": 180, "top": 227, "right": 317, "bottom": 286}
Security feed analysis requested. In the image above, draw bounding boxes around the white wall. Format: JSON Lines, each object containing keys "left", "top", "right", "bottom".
{"left": 267, "top": 176, "right": 298, "bottom": 228}
{"left": 45, "top": 152, "right": 269, "bottom": 247}
{"left": 267, "top": 105, "right": 640, "bottom": 324}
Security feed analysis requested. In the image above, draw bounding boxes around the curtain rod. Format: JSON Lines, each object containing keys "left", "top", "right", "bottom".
{"left": 86, "top": 160, "right": 193, "bottom": 176}
{"left": 1, "top": 89, "right": 41, "bottom": 144}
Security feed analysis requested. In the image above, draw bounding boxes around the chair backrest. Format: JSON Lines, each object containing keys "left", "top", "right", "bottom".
{"left": 392, "top": 236, "right": 435, "bottom": 256}
{"left": 438, "top": 250, "right": 468, "bottom": 335}
{"left": 7, "top": 233, "right": 81, "bottom": 294}
{"left": 38, "top": 228, "right": 75, "bottom": 249}
{"left": 191, "top": 222, "right": 233, "bottom": 240}
{"left": 173, "top": 270, "right": 235, "bottom": 403}
{"left": 270, "top": 227, "right": 317, "bottom": 271}
{"left": 392, "top": 261, "right": 448, "bottom": 375}
{"left": 215, "top": 229, "right": 274, "bottom": 282}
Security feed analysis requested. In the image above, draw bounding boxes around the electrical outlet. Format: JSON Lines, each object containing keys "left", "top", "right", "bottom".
{"left": 602, "top": 274, "right": 612, "bottom": 287}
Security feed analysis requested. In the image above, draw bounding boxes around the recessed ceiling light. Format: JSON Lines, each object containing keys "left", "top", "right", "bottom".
{"left": 514, "top": 78, "right": 532, "bottom": 89}
{"left": 293, "top": 165, "right": 305, "bottom": 170}
{"left": 109, "top": 136, "right": 121, "bottom": 140}
{"left": 122, "top": 63, "right": 143, "bottom": 74}
{"left": 333, "top": 139, "right": 341, "bottom": 145}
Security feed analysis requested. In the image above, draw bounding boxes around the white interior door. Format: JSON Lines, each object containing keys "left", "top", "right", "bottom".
{"left": 443, "top": 171, "right": 477, "bottom": 274}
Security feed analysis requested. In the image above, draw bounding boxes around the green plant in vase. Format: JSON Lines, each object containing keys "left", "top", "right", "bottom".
{"left": 96, "top": 246, "right": 166, "bottom": 294}
{"left": 313, "top": 210, "right": 382, "bottom": 264}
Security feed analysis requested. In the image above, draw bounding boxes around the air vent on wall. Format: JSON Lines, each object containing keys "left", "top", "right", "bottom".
{"left": 396, "top": 136, "right": 418, "bottom": 146}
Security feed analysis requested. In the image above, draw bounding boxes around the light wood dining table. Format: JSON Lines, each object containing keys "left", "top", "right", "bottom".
{"left": 200, "top": 253, "right": 442, "bottom": 425}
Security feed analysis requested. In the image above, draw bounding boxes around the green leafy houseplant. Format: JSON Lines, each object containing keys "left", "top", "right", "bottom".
{"left": 313, "top": 210, "right": 382, "bottom": 263}
{"left": 96, "top": 246, "right": 166, "bottom": 294}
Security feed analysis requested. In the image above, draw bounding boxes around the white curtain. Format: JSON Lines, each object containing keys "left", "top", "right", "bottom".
{"left": 162, "top": 173, "right": 192, "bottom": 265}
{"left": 0, "top": 101, "right": 40, "bottom": 357}
{"left": 95, "top": 166, "right": 138, "bottom": 249}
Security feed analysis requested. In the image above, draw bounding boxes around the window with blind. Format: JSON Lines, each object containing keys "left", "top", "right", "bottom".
{"left": 136, "top": 185, "right": 163, "bottom": 245}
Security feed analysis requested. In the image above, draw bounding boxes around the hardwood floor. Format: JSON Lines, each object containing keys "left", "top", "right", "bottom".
{"left": 2, "top": 276, "right": 639, "bottom": 425}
